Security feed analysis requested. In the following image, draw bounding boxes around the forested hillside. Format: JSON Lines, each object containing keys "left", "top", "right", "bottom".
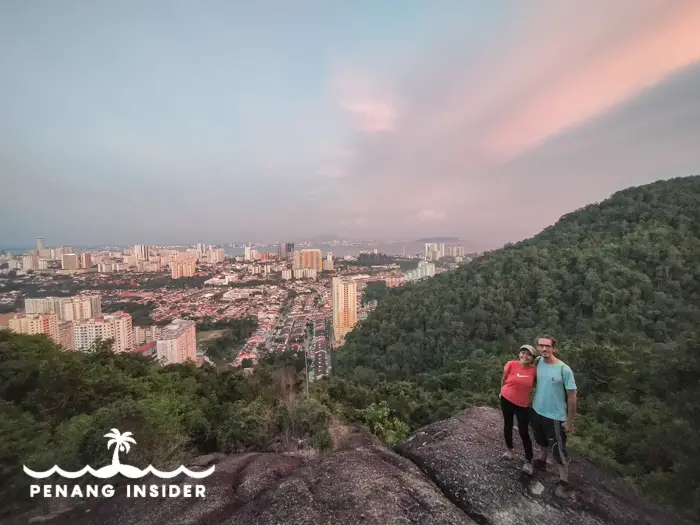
{"left": 335, "top": 175, "right": 700, "bottom": 518}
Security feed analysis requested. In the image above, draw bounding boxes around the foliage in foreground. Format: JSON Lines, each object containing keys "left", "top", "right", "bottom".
{"left": 0, "top": 331, "right": 408, "bottom": 518}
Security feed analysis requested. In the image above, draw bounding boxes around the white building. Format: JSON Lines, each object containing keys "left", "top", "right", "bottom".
{"left": 404, "top": 261, "right": 436, "bottom": 282}
{"left": 24, "top": 297, "right": 66, "bottom": 316}
{"left": 133, "top": 245, "right": 150, "bottom": 261}
{"left": 72, "top": 312, "right": 133, "bottom": 353}
{"left": 156, "top": 319, "right": 197, "bottom": 365}
{"left": 293, "top": 268, "right": 317, "bottom": 280}
{"left": 22, "top": 254, "right": 39, "bottom": 270}
{"left": 24, "top": 295, "right": 101, "bottom": 322}
{"left": 207, "top": 249, "right": 226, "bottom": 263}
{"left": 133, "top": 325, "right": 164, "bottom": 346}
{"left": 62, "top": 295, "right": 102, "bottom": 321}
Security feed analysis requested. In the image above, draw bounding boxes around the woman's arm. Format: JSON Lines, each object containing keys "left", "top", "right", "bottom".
{"left": 501, "top": 362, "right": 510, "bottom": 387}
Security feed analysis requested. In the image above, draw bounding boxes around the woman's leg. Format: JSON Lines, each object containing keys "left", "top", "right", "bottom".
{"left": 500, "top": 395, "right": 516, "bottom": 451}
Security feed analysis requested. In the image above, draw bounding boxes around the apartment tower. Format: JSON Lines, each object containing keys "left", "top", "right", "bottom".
{"left": 294, "top": 249, "right": 323, "bottom": 271}
{"left": 8, "top": 313, "right": 60, "bottom": 344}
{"left": 332, "top": 277, "right": 358, "bottom": 346}
{"left": 156, "top": 319, "right": 197, "bottom": 365}
{"left": 72, "top": 312, "right": 133, "bottom": 353}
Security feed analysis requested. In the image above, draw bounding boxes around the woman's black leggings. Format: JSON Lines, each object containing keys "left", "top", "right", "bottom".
{"left": 500, "top": 395, "right": 533, "bottom": 461}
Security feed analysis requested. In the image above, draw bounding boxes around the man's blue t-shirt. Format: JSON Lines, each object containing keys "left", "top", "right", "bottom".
{"left": 532, "top": 358, "right": 576, "bottom": 422}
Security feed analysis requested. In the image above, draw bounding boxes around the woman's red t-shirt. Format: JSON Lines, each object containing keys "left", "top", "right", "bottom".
{"left": 500, "top": 360, "right": 537, "bottom": 407}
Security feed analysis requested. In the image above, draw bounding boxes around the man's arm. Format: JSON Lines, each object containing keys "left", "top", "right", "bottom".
{"left": 566, "top": 389, "right": 577, "bottom": 420}
{"left": 564, "top": 366, "right": 577, "bottom": 430}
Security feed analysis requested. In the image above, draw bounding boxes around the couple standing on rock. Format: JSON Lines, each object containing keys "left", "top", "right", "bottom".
{"left": 499, "top": 334, "right": 577, "bottom": 498}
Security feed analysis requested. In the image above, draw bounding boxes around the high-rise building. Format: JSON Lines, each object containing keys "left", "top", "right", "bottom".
{"left": 72, "top": 312, "right": 133, "bottom": 353}
{"left": 25, "top": 297, "right": 65, "bottom": 316}
{"left": 8, "top": 313, "right": 59, "bottom": 343}
{"left": 404, "top": 261, "right": 436, "bottom": 282}
{"left": 22, "top": 254, "right": 39, "bottom": 270}
{"left": 36, "top": 238, "right": 45, "bottom": 251}
{"left": 323, "top": 252, "right": 334, "bottom": 271}
{"left": 156, "top": 319, "right": 197, "bottom": 365}
{"left": 58, "top": 321, "right": 75, "bottom": 350}
{"left": 277, "top": 242, "right": 295, "bottom": 261}
{"left": 170, "top": 260, "right": 196, "bottom": 278}
{"left": 438, "top": 243, "right": 446, "bottom": 259}
{"left": 25, "top": 294, "right": 101, "bottom": 321}
{"left": 62, "top": 295, "right": 102, "bottom": 321}
{"left": 293, "top": 268, "right": 317, "bottom": 279}
{"left": 207, "top": 249, "right": 225, "bottom": 263}
{"left": 61, "top": 253, "right": 79, "bottom": 270}
{"left": 133, "top": 325, "right": 164, "bottom": 346}
{"left": 244, "top": 245, "right": 252, "bottom": 261}
{"left": 136, "top": 260, "right": 161, "bottom": 272}
{"left": 294, "top": 249, "right": 323, "bottom": 271}
{"left": 133, "top": 245, "right": 149, "bottom": 261}
{"left": 332, "top": 277, "right": 358, "bottom": 346}
{"left": 80, "top": 252, "right": 93, "bottom": 269}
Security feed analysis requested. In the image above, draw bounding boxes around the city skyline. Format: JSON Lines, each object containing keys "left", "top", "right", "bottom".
{"left": 2, "top": 1, "right": 700, "bottom": 247}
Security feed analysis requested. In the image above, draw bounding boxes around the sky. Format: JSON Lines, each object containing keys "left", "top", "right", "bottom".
{"left": 2, "top": 0, "right": 700, "bottom": 249}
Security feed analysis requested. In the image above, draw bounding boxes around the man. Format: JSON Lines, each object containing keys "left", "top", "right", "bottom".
{"left": 530, "top": 334, "right": 577, "bottom": 497}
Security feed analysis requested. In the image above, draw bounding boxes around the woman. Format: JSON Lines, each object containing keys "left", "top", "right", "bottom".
{"left": 500, "top": 344, "right": 537, "bottom": 474}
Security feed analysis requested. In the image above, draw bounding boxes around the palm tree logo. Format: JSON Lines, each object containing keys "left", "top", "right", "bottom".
{"left": 24, "top": 428, "right": 216, "bottom": 479}
{"left": 105, "top": 429, "right": 136, "bottom": 468}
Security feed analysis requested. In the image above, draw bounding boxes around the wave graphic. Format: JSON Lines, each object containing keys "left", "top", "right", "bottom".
{"left": 23, "top": 463, "right": 216, "bottom": 480}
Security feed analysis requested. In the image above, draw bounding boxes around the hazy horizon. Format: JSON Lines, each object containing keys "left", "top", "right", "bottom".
{"left": 2, "top": 1, "right": 700, "bottom": 247}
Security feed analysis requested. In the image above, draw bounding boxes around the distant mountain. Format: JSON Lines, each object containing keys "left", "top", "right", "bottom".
{"left": 307, "top": 234, "right": 342, "bottom": 241}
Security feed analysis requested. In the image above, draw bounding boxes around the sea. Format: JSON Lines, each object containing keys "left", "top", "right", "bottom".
{"left": 223, "top": 241, "right": 477, "bottom": 258}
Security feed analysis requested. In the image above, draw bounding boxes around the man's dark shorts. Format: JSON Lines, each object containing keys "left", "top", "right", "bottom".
{"left": 531, "top": 410, "right": 569, "bottom": 465}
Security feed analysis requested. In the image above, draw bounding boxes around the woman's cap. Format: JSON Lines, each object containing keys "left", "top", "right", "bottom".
{"left": 519, "top": 344, "right": 536, "bottom": 356}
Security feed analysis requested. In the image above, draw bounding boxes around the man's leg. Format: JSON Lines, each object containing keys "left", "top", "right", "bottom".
{"left": 530, "top": 411, "right": 549, "bottom": 469}
{"left": 552, "top": 421, "right": 570, "bottom": 483}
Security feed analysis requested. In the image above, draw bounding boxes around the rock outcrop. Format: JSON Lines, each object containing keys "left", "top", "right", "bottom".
{"left": 395, "top": 406, "right": 693, "bottom": 525}
{"left": 3, "top": 408, "right": 694, "bottom": 525}
{"left": 4, "top": 425, "right": 475, "bottom": 525}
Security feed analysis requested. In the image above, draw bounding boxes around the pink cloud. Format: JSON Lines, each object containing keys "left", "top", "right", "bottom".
{"left": 481, "top": 1, "right": 700, "bottom": 158}
{"left": 330, "top": 66, "right": 398, "bottom": 133}
{"left": 319, "top": 1, "right": 700, "bottom": 239}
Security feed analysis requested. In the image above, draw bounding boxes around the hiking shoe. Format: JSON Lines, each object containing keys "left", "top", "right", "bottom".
{"left": 555, "top": 480, "right": 571, "bottom": 498}
{"left": 533, "top": 459, "right": 547, "bottom": 471}
{"left": 521, "top": 461, "right": 534, "bottom": 475}
{"left": 501, "top": 450, "right": 516, "bottom": 461}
